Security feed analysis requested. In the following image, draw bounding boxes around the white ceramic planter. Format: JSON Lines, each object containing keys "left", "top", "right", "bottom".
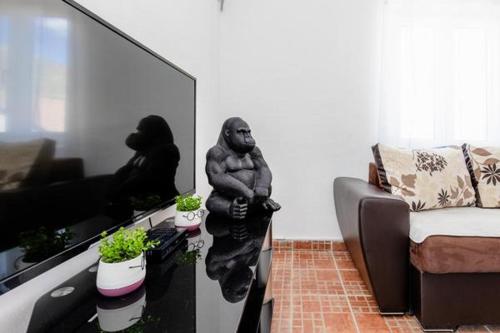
{"left": 175, "top": 209, "right": 203, "bottom": 230}
{"left": 96, "top": 252, "right": 146, "bottom": 297}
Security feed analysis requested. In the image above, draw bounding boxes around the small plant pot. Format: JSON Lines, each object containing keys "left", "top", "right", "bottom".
{"left": 96, "top": 252, "right": 146, "bottom": 297}
{"left": 175, "top": 209, "right": 203, "bottom": 231}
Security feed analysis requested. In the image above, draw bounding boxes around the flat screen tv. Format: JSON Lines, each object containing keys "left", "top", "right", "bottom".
{"left": 0, "top": 0, "right": 196, "bottom": 292}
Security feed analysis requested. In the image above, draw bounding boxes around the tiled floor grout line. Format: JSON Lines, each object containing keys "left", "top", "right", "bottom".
{"left": 289, "top": 249, "right": 294, "bottom": 333}
{"left": 331, "top": 250, "right": 361, "bottom": 333}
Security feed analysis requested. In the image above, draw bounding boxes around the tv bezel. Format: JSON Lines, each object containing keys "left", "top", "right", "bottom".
{"left": 0, "top": 0, "right": 196, "bottom": 293}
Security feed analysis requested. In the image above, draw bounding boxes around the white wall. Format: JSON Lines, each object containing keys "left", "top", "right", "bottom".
{"left": 218, "top": 0, "right": 383, "bottom": 239}
{"left": 76, "top": 0, "right": 384, "bottom": 240}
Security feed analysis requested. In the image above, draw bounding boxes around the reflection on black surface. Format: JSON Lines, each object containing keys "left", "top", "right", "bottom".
{"left": 96, "top": 285, "right": 147, "bottom": 332}
{"left": 109, "top": 115, "right": 180, "bottom": 211}
{"left": 27, "top": 243, "right": 194, "bottom": 333}
{"left": 0, "top": 0, "right": 195, "bottom": 291}
{"left": 205, "top": 214, "right": 268, "bottom": 303}
{"left": 0, "top": 115, "right": 180, "bottom": 285}
{"left": 26, "top": 214, "right": 273, "bottom": 333}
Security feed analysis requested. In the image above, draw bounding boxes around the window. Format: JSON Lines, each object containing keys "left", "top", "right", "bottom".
{"left": 378, "top": 0, "right": 500, "bottom": 147}
{"left": 33, "top": 17, "right": 68, "bottom": 133}
{"left": 0, "top": 18, "right": 8, "bottom": 133}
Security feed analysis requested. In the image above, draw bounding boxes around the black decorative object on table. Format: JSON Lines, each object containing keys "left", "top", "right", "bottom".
{"left": 205, "top": 117, "right": 281, "bottom": 219}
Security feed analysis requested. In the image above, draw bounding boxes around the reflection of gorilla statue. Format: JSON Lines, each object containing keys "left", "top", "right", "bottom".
{"left": 205, "top": 214, "right": 265, "bottom": 303}
{"left": 205, "top": 117, "right": 281, "bottom": 219}
{"left": 109, "top": 115, "right": 180, "bottom": 206}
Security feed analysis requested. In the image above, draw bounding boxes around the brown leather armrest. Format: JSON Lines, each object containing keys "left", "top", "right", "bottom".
{"left": 334, "top": 177, "right": 410, "bottom": 313}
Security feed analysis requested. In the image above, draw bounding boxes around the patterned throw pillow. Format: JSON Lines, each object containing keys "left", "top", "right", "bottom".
{"left": 462, "top": 144, "right": 500, "bottom": 208}
{"left": 372, "top": 144, "right": 476, "bottom": 212}
{"left": 0, "top": 139, "right": 47, "bottom": 190}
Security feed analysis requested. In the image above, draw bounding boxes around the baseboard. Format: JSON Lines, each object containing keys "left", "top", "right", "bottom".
{"left": 272, "top": 240, "right": 346, "bottom": 251}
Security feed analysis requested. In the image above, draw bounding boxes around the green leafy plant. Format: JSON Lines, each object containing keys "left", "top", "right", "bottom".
{"left": 19, "top": 227, "right": 73, "bottom": 263}
{"left": 99, "top": 227, "right": 158, "bottom": 263}
{"left": 129, "top": 195, "right": 162, "bottom": 212}
{"left": 175, "top": 194, "right": 202, "bottom": 212}
{"left": 176, "top": 249, "right": 202, "bottom": 265}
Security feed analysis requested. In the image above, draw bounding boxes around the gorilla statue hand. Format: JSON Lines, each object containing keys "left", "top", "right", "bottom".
{"left": 230, "top": 197, "right": 248, "bottom": 220}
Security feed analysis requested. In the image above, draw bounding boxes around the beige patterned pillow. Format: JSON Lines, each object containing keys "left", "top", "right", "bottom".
{"left": 0, "top": 139, "right": 47, "bottom": 190}
{"left": 372, "top": 144, "right": 476, "bottom": 211}
{"left": 462, "top": 144, "right": 500, "bottom": 208}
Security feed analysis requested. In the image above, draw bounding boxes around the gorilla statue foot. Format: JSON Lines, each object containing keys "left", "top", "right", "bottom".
{"left": 262, "top": 198, "right": 281, "bottom": 212}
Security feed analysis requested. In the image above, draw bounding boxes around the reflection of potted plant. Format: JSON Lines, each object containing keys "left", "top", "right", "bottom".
{"left": 97, "top": 227, "right": 158, "bottom": 297}
{"left": 17, "top": 227, "right": 72, "bottom": 269}
{"left": 174, "top": 194, "right": 204, "bottom": 230}
{"left": 96, "top": 286, "right": 147, "bottom": 332}
{"left": 130, "top": 195, "right": 162, "bottom": 216}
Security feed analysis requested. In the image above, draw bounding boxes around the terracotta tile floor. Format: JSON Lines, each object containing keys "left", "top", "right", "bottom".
{"left": 270, "top": 248, "right": 497, "bottom": 333}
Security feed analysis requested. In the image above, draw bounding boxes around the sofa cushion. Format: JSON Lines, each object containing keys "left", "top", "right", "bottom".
{"left": 411, "top": 236, "right": 500, "bottom": 273}
{"left": 410, "top": 207, "right": 500, "bottom": 243}
{"left": 410, "top": 207, "right": 500, "bottom": 273}
{"left": 462, "top": 144, "right": 500, "bottom": 208}
{"left": 372, "top": 144, "right": 475, "bottom": 211}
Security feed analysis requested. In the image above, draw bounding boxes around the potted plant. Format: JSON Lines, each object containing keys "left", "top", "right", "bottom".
{"left": 174, "top": 194, "right": 204, "bottom": 230}
{"left": 17, "top": 227, "right": 72, "bottom": 269}
{"left": 97, "top": 227, "right": 158, "bottom": 297}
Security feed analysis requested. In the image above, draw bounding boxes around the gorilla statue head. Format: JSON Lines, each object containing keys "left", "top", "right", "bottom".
{"left": 126, "top": 115, "right": 174, "bottom": 152}
{"left": 218, "top": 117, "right": 256, "bottom": 154}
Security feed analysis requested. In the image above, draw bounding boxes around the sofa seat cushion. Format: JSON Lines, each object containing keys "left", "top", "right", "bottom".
{"left": 410, "top": 207, "right": 500, "bottom": 273}
{"left": 410, "top": 207, "right": 500, "bottom": 243}
{"left": 410, "top": 237, "right": 500, "bottom": 273}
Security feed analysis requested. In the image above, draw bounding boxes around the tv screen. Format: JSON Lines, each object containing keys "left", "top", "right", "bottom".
{"left": 0, "top": 0, "right": 195, "bottom": 290}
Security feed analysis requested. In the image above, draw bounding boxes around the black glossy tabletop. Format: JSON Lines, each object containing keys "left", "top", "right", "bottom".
{"left": 26, "top": 212, "right": 272, "bottom": 333}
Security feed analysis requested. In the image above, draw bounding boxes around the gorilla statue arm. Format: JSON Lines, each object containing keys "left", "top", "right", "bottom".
{"left": 206, "top": 146, "right": 255, "bottom": 200}
{"left": 250, "top": 147, "right": 272, "bottom": 199}
{"left": 250, "top": 147, "right": 281, "bottom": 211}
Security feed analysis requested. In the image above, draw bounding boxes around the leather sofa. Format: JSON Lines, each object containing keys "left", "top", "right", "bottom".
{"left": 334, "top": 171, "right": 500, "bottom": 330}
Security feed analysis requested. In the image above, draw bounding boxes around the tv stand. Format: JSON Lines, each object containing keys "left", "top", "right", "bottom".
{"left": 26, "top": 213, "right": 274, "bottom": 333}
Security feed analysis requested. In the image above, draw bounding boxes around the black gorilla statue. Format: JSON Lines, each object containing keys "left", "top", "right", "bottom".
{"left": 205, "top": 117, "right": 281, "bottom": 219}
{"left": 109, "top": 115, "right": 180, "bottom": 206}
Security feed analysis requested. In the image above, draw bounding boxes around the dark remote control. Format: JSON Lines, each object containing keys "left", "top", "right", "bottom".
{"left": 146, "top": 226, "right": 187, "bottom": 263}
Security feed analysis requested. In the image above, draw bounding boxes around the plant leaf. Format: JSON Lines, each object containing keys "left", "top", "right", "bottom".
{"left": 402, "top": 188, "right": 415, "bottom": 196}
{"left": 472, "top": 148, "right": 492, "bottom": 156}
{"left": 450, "top": 187, "right": 458, "bottom": 199}
{"left": 484, "top": 158, "right": 500, "bottom": 165}
{"left": 401, "top": 174, "right": 417, "bottom": 189}
{"left": 389, "top": 176, "right": 400, "bottom": 187}
{"left": 463, "top": 189, "right": 473, "bottom": 199}
{"left": 474, "top": 168, "right": 481, "bottom": 180}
